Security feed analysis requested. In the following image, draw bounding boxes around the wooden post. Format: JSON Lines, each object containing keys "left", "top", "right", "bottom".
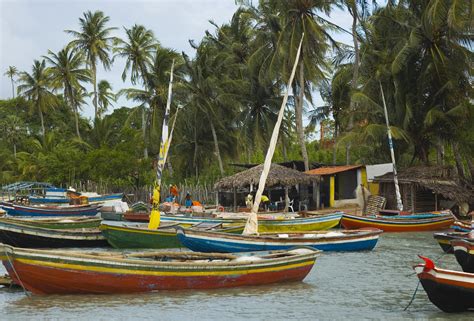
{"left": 312, "top": 181, "right": 320, "bottom": 210}
{"left": 233, "top": 188, "right": 237, "bottom": 212}
{"left": 410, "top": 184, "right": 415, "bottom": 213}
{"left": 329, "top": 176, "right": 335, "bottom": 208}
{"left": 284, "top": 186, "right": 289, "bottom": 212}
{"left": 435, "top": 193, "right": 438, "bottom": 211}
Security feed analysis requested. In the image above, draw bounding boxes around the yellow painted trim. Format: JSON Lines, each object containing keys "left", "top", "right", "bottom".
{"left": 103, "top": 225, "right": 173, "bottom": 236}
{"left": 343, "top": 217, "right": 451, "bottom": 228}
{"left": 329, "top": 176, "right": 335, "bottom": 208}
{"left": 12, "top": 257, "right": 314, "bottom": 277}
{"left": 361, "top": 167, "right": 368, "bottom": 188}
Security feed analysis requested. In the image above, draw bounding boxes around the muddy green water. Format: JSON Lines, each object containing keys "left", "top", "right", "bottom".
{"left": 0, "top": 232, "right": 472, "bottom": 320}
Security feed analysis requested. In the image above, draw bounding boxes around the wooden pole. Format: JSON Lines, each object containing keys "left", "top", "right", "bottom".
{"left": 284, "top": 186, "right": 289, "bottom": 212}
{"left": 233, "top": 188, "right": 237, "bottom": 212}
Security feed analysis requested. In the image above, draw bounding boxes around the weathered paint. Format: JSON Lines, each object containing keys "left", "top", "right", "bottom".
{"left": 329, "top": 176, "right": 335, "bottom": 208}
{"left": 0, "top": 247, "right": 319, "bottom": 294}
{"left": 341, "top": 214, "right": 454, "bottom": 232}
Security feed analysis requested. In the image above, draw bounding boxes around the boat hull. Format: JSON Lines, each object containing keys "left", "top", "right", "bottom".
{"left": 100, "top": 224, "right": 182, "bottom": 249}
{"left": 0, "top": 217, "right": 101, "bottom": 229}
{"left": 0, "top": 246, "right": 319, "bottom": 294}
{"left": 341, "top": 214, "right": 454, "bottom": 232}
{"left": 161, "top": 213, "right": 342, "bottom": 233}
{"left": 177, "top": 228, "right": 382, "bottom": 253}
{"left": 414, "top": 261, "right": 474, "bottom": 312}
{"left": 1, "top": 203, "right": 100, "bottom": 217}
{"left": 0, "top": 221, "right": 108, "bottom": 248}
{"left": 451, "top": 239, "right": 474, "bottom": 273}
{"left": 100, "top": 223, "right": 245, "bottom": 249}
{"left": 29, "top": 193, "right": 123, "bottom": 204}
{"left": 433, "top": 232, "right": 469, "bottom": 254}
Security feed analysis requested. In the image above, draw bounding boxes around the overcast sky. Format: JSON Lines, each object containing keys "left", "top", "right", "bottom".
{"left": 1, "top": 0, "right": 352, "bottom": 119}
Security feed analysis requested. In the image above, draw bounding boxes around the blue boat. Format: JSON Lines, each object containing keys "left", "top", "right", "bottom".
{"left": 29, "top": 188, "right": 123, "bottom": 204}
{"left": 177, "top": 227, "right": 383, "bottom": 253}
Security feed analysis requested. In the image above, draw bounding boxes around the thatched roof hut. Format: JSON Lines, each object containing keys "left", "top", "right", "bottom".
{"left": 215, "top": 163, "right": 319, "bottom": 190}
{"left": 373, "top": 166, "right": 473, "bottom": 212}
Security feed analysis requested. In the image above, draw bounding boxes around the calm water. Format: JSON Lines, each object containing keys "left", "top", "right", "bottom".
{"left": 0, "top": 232, "right": 472, "bottom": 320}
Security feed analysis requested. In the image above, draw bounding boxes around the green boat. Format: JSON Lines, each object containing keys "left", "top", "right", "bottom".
{"left": 0, "top": 216, "right": 102, "bottom": 229}
{"left": 100, "top": 222, "right": 244, "bottom": 249}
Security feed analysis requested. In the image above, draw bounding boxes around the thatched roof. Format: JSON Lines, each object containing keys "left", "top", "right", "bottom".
{"left": 215, "top": 163, "right": 320, "bottom": 190}
{"left": 373, "top": 166, "right": 474, "bottom": 204}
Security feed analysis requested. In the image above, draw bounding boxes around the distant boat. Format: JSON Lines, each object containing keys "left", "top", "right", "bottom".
{"left": 0, "top": 216, "right": 101, "bottom": 229}
{"left": 0, "top": 202, "right": 100, "bottom": 217}
{"left": 433, "top": 231, "right": 469, "bottom": 253}
{"left": 28, "top": 188, "right": 122, "bottom": 204}
{"left": 177, "top": 228, "right": 383, "bottom": 253}
{"left": 340, "top": 213, "right": 454, "bottom": 232}
{"left": 0, "top": 245, "right": 320, "bottom": 294}
{"left": 451, "top": 219, "right": 472, "bottom": 232}
{"left": 0, "top": 220, "right": 108, "bottom": 248}
{"left": 100, "top": 222, "right": 244, "bottom": 249}
{"left": 451, "top": 238, "right": 474, "bottom": 273}
{"left": 414, "top": 256, "right": 474, "bottom": 312}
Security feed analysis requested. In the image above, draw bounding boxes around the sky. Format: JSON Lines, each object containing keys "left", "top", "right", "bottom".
{"left": 0, "top": 0, "right": 353, "bottom": 119}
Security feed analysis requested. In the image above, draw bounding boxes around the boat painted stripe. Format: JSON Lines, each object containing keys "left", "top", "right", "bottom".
{"left": 342, "top": 217, "right": 452, "bottom": 227}
{"left": 9, "top": 257, "right": 315, "bottom": 276}
{"left": 452, "top": 245, "right": 474, "bottom": 254}
{"left": 102, "top": 225, "right": 175, "bottom": 236}
{"left": 184, "top": 234, "right": 379, "bottom": 246}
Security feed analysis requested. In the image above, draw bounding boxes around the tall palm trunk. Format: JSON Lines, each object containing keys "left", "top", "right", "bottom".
{"left": 193, "top": 123, "right": 199, "bottom": 179}
{"left": 466, "top": 156, "right": 474, "bottom": 184}
{"left": 452, "top": 142, "right": 466, "bottom": 181}
{"left": 10, "top": 76, "right": 15, "bottom": 98}
{"left": 209, "top": 120, "right": 225, "bottom": 176}
{"left": 38, "top": 105, "right": 45, "bottom": 142}
{"left": 142, "top": 107, "right": 148, "bottom": 158}
{"left": 74, "top": 105, "right": 81, "bottom": 139}
{"left": 346, "top": 4, "right": 360, "bottom": 165}
{"left": 91, "top": 61, "right": 98, "bottom": 121}
{"left": 296, "top": 61, "right": 309, "bottom": 171}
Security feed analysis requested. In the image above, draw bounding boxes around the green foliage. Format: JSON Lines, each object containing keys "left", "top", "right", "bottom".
{"left": 1, "top": 2, "right": 472, "bottom": 189}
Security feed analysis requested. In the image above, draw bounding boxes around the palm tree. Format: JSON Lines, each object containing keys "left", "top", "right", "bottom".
{"left": 4, "top": 66, "right": 18, "bottom": 98}
{"left": 97, "top": 80, "right": 116, "bottom": 117}
{"left": 66, "top": 10, "right": 116, "bottom": 120}
{"left": 244, "top": 0, "right": 339, "bottom": 171}
{"left": 114, "top": 24, "right": 157, "bottom": 158}
{"left": 0, "top": 115, "right": 25, "bottom": 158}
{"left": 43, "top": 47, "right": 90, "bottom": 138}
{"left": 17, "top": 60, "right": 58, "bottom": 141}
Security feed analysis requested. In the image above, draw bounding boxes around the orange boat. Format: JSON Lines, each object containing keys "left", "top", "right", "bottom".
{"left": 341, "top": 213, "right": 454, "bottom": 232}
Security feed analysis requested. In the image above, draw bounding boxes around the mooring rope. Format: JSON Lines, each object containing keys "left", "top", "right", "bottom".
{"left": 403, "top": 280, "right": 420, "bottom": 311}
{"left": 4, "top": 248, "right": 30, "bottom": 297}
{"left": 403, "top": 251, "right": 447, "bottom": 311}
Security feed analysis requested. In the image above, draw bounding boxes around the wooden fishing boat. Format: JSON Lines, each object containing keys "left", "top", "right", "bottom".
{"left": 162, "top": 212, "right": 342, "bottom": 233}
{"left": 0, "top": 220, "right": 108, "bottom": 248}
{"left": 451, "top": 238, "right": 474, "bottom": 273}
{"left": 100, "top": 222, "right": 244, "bottom": 249}
{"left": 177, "top": 227, "right": 383, "bottom": 253}
{"left": 0, "top": 245, "right": 320, "bottom": 294}
{"left": 340, "top": 213, "right": 454, "bottom": 232}
{"left": 451, "top": 220, "right": 472, "bottom": 233}
{"left": 29, "top": 190, "right": 123, "bottom": 204}
{"left": 0, "top": 216, "right": 101, "bottom": 229}
{"left": 414, "top": 256, "right": 474, "bottom": 312}
{"left": 0, "top": 202, "right": 100, "bottom": 217}
{"left": 433, "top": 232, "right": 469, "bottom": 253}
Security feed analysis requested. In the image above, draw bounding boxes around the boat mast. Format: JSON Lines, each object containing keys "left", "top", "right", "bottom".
{"left": 379, "top": 81, "right": 403, "bottom": 211}
{"left": 149, "top": 60, "right": 175, "bottom": 229}
{"left": 243, "top": 34, "right": 304, "bottom": 235}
